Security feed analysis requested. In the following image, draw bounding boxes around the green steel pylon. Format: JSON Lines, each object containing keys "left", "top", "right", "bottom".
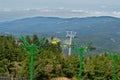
{"left": 20, "top": 35, "right": 46, "bottom": 80}
{"left": 107, "top": 51, "right": 120, "bottom": 80}
{"left": 72, "top": 40, "right": 93, "bottom": 80}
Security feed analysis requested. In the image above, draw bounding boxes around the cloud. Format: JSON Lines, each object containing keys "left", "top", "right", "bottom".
{"left": 0, "top": 8, "right": 120, "bottom": 22}
{"left": 112, "top": 11, "right": 120, "bottom": 17}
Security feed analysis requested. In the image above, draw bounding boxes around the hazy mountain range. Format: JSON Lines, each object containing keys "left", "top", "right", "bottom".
{"left": 0, "top": 16, "right": 120, "bottom": 53}
{"left": 0, "top": 16, "right": 120, "bottom": 36}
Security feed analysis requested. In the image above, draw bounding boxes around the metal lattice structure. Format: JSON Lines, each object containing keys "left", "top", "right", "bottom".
{"left": 66, "top": 31, "right": 77, "bottom": 55}
{"left": 20, "top": 35, "right": 46, "bottom": 80}
{"left": 72, "top": 40, "right": 93, "bottom": 80}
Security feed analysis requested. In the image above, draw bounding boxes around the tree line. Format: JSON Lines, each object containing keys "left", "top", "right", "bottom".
{"left": 0, "top": 34, "right": 120, "bottom": 80}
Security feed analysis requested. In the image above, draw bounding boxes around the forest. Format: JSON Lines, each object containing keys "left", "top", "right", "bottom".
{"left": 0, "top": 34, "right": 120, "bottom": 80}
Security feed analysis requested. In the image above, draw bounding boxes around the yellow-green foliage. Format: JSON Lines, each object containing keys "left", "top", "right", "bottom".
{"left": 0, "top": 35, "right": 120, "bottom": 80}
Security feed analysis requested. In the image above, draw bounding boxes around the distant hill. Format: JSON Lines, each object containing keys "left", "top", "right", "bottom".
{"left": 0, "top": 16, "right": 120, "bottom": 53}
{"left": 0, "top": 16, "right": 120, "bottom": 37}
{"left": 76, "top": 35, "right": 120, "bottom": 54}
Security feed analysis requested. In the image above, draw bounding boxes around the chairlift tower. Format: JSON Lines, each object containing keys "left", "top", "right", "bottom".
{"left": 20, "top": 35, "right": 46, "bottom": 80}
{"left": 66, "top": 31, "right": 77, "bottom": 55}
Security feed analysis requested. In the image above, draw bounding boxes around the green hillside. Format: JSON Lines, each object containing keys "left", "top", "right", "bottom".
{"left": 0, "top": 35, "right": 120, "bottom": 80}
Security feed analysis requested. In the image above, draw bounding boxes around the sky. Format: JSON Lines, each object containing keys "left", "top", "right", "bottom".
{"left": 0, "top": 0, "right": 120, "bottom": 22}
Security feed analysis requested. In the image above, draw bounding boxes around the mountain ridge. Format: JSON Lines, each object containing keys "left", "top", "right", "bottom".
{"left": 0, "top": 16, "right": 120, "bottom": 35}
{"left": 0, "top": 16, "right": 120, "bottom": 53}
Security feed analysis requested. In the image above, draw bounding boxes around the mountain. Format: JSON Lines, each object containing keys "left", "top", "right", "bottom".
{"left": 0, "top": 16, "right": 120, "bottom": 53}
{"left": 0, "top": 16, "right": 120, "bottom": 37}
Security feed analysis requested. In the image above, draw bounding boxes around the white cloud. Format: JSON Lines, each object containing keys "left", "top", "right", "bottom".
{"left": 0, "top": 8, "right": 120, "bottom": 22}
{"left": 112, "top": 11, "right": 120, "bottom": 17}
